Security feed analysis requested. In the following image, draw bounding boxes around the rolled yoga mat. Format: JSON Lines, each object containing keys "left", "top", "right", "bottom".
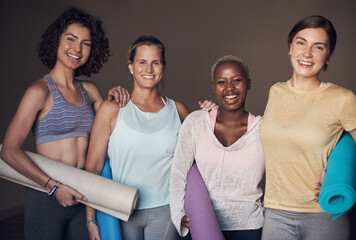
{"left": 319, "top": 132, "right": 356, "bottom": 219}
{"left": 184, "top": 163, "right": 224, "bottom": 240}
{"left": 0, "top": 145, "right": 138, "bottom": 221}
{"left": 97, "top": 158, "right": 122, "bottom": 240}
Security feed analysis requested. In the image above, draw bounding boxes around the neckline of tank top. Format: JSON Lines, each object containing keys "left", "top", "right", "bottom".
{"left": 129, "top": 96, "right": 168, "bottom": 113}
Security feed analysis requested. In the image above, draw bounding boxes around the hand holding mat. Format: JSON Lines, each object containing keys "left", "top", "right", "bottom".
{"left": 184, "top": 163, "right": 224, "bottom": 240}
{"left": 97, "top": 158, "right": 122, "bottom": 240}
{"left": 0, "top": 145, "right": 138, "bottom": 221}
{"left": 319, "top": 132, "right": 356, "bottom": 219}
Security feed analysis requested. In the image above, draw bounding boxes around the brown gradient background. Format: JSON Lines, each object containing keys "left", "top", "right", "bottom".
{"left": 1, "top": 0, "right": 355, "bottom": 231}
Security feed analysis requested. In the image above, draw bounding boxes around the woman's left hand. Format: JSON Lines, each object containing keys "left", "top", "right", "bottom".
{"left": 107, "top": 86, "right": 130, "bottom": 107}
{"left": 198, "top": 100, "right": 219, "bottom": 111}
{"left": 314, "top": 167, "right": 326, "bottom": 201}
{"left": 87, "top": 221, "right": 101, "bottom": 240}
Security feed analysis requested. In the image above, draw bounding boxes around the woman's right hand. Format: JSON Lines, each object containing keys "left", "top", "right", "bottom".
{"left": 54, "top": 184, "right": 87, "bottom": 207}
{"left": 88, "top": 221, "right": 101, "bottom": 240}
{"left": 181, "top": 215, "right": 191, "bottom": 229}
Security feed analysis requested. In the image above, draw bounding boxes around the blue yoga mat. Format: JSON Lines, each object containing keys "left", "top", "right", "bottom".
{"left": 97, "top": 158, "right": 122, "bottom": 240}
{"left": 319, "top": 132, "right": 356, "bottom": 219}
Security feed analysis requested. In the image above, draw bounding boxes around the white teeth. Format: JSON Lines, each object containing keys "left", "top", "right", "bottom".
{"left": 298, "top": 60, "right": 313, "bottom": 66}
{"left": 143, "top": 75, "right": 154, "bottom": 79}
{"left": 67, "top": 54, "right": 80, "bottom": 59}
{"left": 225, "top": 95, "right": 237, "bottom": 99}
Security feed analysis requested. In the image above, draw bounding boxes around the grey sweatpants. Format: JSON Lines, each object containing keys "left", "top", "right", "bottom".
{"left": 120, "top": 204, "right": 177, "bottom": 240}
{"left": 261, "top": 208, "right": 349, "bottom": 240}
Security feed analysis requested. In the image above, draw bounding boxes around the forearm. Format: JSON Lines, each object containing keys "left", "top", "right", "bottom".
{"left": 86, "top": 205, "right": 97, "bottom": 222}
{"left": 0, "top": 145, "right": 52, "bottom": 190}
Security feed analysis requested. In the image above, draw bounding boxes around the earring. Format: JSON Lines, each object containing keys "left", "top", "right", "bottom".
{"left": 131, "top": 72, "right": 133, "bottom": 74}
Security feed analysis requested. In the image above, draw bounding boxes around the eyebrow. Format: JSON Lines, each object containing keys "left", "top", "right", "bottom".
{"left": 65, "top": 33, "right": 91, "bottom": 42}
{"left": 296, "top": 37, "right": 327, "bottom": 47}
{"left": 216, "top": 74, "right": 243, "bottom": 79}
{"left": 135, "top": 59, "right": 161, "bottom": 62}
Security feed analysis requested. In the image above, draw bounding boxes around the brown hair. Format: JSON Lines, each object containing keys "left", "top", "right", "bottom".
{"left": 127, "top": 35, "right": 166, "bottom": 66}
{"left": 287, "top": 15, "right": 337, "bottom": 71}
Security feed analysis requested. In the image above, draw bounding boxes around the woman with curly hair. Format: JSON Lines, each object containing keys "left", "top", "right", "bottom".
{"left": 0, "top": 7, "right": 127, "bottom": 240}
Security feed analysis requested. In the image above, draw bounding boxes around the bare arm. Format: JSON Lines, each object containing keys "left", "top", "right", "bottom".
{"left": 0, "top": 82, "right": 86, "bottom": 206}
{"left": 81, "top": 80, "right": 104, "bottom": 113}
{"left": 85, "top": 100, "right": 119, "bottom": 239}
{"left": 1, "top": 83, "right": 49, "bottom": 186}
{"left": 175, "top": 101, "right": 190, "bottom": 122}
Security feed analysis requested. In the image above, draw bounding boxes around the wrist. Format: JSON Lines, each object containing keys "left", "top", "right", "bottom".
{"left": 86, "top": 219, "right": 98, "bottom": 229}
{"left": 45, "top": 179, "right": 59, "bottom": 191}
{"left": 47, "top": 180, "right": 61, "bottom": 198}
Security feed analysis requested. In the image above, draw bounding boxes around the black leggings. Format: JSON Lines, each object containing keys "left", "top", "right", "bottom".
{"left": 24, "top": 188, "right": 89, "bottom": 240}
{"left": 222, "top": 228, "right": 262, "bottom": 240}
{"left": 183, "top": 228, "right": 262, "bottom": 240}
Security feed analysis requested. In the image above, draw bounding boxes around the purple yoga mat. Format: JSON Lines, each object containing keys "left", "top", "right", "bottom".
{"left": 184, "top": 163, "right": 224, "bottom": 240}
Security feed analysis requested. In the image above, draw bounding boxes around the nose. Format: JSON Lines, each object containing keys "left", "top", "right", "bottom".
{"left": 226, "top": 80, "right": 235, "bottom": 90}
{"left": 74, "top": 42, "right": 82, "bottom": 53}
{"left": 146, "top": 64, "right": 153, "bottom": 73}
{"left": 303, "top": 46, "right": 312, "bottom": 58}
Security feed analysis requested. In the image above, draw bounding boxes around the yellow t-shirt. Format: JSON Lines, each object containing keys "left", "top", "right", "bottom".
{"left": 260, "top": 80, "right": 356, "bottom": 212}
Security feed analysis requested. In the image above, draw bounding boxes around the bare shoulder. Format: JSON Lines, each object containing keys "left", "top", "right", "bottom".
{"left": 97, "top": 99, "right": 120, "bottom": 116}
{"left": 174, "top": 100, "right": 190, "bottom": 122}
{"left": 24, "top": 77, "right": 50, "bottom": 102}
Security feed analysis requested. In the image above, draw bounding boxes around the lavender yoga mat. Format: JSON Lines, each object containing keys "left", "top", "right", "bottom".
{"left": 184, "top": 163, "right": 224, "bottom": 240}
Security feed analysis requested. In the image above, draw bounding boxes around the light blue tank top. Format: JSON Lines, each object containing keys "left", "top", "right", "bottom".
{"left": 32, "top": 74, "right": 94, "bottom": 144}
{"left": 107, "top": 97, "right": 181, "bottom": 209}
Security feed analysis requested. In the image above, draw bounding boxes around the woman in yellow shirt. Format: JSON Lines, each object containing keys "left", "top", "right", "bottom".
{"left": 260, "top": 15, "right": 356, "bottom": 240}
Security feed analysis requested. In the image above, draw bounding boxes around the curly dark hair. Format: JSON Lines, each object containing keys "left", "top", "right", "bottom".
{"left": 38, "top": 7, "right": 110, "bottom": 77}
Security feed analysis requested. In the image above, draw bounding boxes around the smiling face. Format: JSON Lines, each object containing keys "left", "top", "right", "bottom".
{"left": 289, "top": 27, "right": 329, "bottom": 80}
{"left": 212, "top": 62, "right": 251, "bottom": 111}
{"left": 128, "top": 45, "right": 164, "bottom": 89}
{"left": 56, "top": 23, "right": 91, "bottom": 71}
